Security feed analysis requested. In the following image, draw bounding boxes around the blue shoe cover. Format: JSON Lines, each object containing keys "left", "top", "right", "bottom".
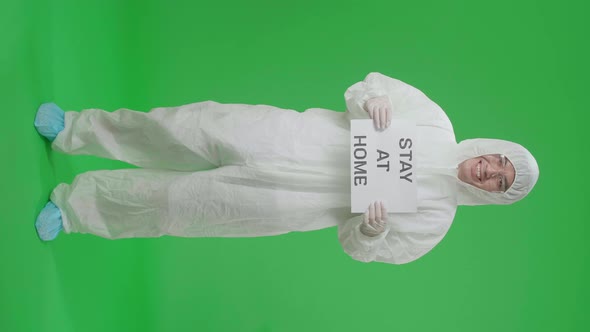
{"left": 34, "top": 102, "right": 65, "bottom": 142}
{"left": 35, "top": 202, "right": 63, "bottom": 241}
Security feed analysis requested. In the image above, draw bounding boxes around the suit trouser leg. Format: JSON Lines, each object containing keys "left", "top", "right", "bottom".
{"left": 51, "top": 165, "right": 348, "bottom": 239}
{"left": 48, "top": 101, "right": 351, "bottom": 238}
{"left": 51, "top": 101, "right": 307, "bottom": 171}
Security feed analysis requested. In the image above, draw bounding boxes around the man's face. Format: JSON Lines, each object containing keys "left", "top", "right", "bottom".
{"left": 457, "top": 154, "right": 516, "bottom": 192}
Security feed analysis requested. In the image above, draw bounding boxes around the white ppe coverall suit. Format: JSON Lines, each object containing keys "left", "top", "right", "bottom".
{"left": 49, "top": 73, "right": 539, "bottom": 264}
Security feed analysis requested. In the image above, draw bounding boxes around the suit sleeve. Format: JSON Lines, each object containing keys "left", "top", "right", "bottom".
{"left": 344, "top": 72, "right": 389, "bottom": 120}
{"left": 344, "top": 72, "right": 454, "bottom": 133}
{"left": 338, "top": 204, "right": 455, "bottom": 265}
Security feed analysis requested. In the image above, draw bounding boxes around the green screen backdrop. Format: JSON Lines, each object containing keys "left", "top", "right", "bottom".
{"left": 1, "top": 0, "right": 588, "bottom": 331}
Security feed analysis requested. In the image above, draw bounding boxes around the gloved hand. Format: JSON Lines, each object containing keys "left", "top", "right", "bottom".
{"left": 360, "top": 201, "right": 389, "bottom": 237}
{"left": 363, "top": 96, "right": 392, "bottom": 130}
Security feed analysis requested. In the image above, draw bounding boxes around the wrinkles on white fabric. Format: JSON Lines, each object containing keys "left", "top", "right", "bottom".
{"left": 338, "top": 197, "right": 456, "bottom": 264}
{"left": 47, "top": 72, "right": 535, "bottom": 265}
{"left": 53, "top": 102, "right": 351, "bottom": 172}
{"left": 50, "top": 102, "right": 356, "bottom": 240}
{"left": 340, "top": 72, "right": 459, "bottom": 264}
{"left": 339, "top": 216, "right": 390, "bottom": 262}
{"left": 338, "top": 214, "right": 449, "bottom": 264}
{"left": 167, "top": 166, "right": 352, "bottom": 237}
{"left": 344, "top": 82, "right": 385, "bottom": 120}
{"left": 340, "top": 72, "right": 539, "bottom": 264}
{"left": 52, "top": 169, "right": 182, "bottom": 238}
{"left": 345, "top": 72, "right": 455, "bottom": 135}
{"left": 51, "top": 166, "right": 354, "bottom": 239}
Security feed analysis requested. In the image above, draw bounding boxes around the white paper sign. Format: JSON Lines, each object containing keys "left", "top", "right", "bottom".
{"left": 350, "top": 120, "right": 417, "bottom": 213}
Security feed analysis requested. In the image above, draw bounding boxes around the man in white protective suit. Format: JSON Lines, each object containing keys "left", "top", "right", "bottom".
{"left": 34, "top": 72, "right": 539, "bottom": 265}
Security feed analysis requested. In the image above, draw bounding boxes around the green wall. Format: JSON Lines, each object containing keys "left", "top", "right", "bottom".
{"left": 1, "top": 0, "right": 588, "bottom": 331}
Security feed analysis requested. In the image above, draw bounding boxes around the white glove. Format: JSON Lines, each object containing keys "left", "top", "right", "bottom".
{"left": 360, "top": 201, "right": 389, "bottom": 237}
{"left": 363, "top": 96, "right": 392, "bottom": 130}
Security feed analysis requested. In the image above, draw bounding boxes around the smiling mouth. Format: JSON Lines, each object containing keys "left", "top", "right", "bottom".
{"left": 476, "top": 161, "right": 482, "bottom": 182}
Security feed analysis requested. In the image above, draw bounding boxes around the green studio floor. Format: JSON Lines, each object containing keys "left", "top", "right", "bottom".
{"left": 1, "top": 1, "right": 588, "bottom": 331}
